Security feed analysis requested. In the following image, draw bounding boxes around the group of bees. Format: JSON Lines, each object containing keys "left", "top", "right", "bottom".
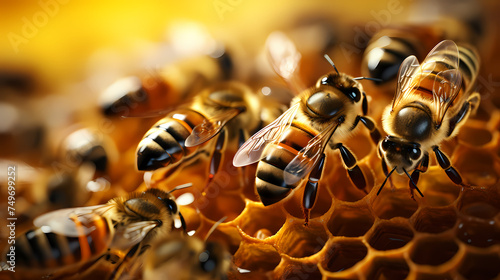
{"left": 0, "top": 11, "right": 485, "bottom": 280}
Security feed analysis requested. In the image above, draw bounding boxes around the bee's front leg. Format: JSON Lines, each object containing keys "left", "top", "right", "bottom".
{"left": 331, "top": 143, "right": 367, "bottom": 192}
{"left": 432, "top": 146, "right": 466, "bottom": 187}
{"left": 352, "top": 115, "right": 381, "bottom": 144}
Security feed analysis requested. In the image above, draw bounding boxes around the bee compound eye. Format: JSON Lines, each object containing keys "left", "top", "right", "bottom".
{"left": 164, "top": 198, "right": 178, "bottom": 214}
{"left": 409, "top": 147, "right": 421, "bottom": 160}
{"left": 381, "top": 139, "right": 391, "bottom": 151}
{"left": 345, "top": 87, "right": 361, "bottom": 102}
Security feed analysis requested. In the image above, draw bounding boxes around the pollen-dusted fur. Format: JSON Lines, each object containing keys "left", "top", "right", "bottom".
{"left": 190, "top": 81, "right": 263, "bottom": 139}
{"left": 104, "top": 189, "right": 178, "bottom": 243}
{"left": 293, "top": 72, "right": 365, "bottom": 143}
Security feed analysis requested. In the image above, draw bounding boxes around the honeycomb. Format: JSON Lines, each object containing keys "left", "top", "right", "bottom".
{"left": 1, "top": 1, "right": 500, "bottom": 280}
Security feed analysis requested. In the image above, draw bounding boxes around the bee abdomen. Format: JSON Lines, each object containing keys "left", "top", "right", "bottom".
{"left": 255, "top": 125, "right": 314, "bottom": 206}
{"left": 12, "top": 215, "right": 110, "bottom": 269}
{"left": 457, "top": 45, "right": 479, "bottom": 91}
{"left": 363, "top": 30, "right": 422, "bottom": 83}
{"left": 137, "top": 109, "right": 205, "bottom": 171}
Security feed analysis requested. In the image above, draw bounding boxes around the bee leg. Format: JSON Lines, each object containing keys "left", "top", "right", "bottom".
{"left": 352, "top": 115, "right": 381, "bottom": 143}
{"left": 302, "top": 154, "right": 325, "bottom": 226}
{"left": 203, "top": 129, "right": 226, "bottom": 196}
{"left": 380, "top": 158, "right": 394, "bottom": 191}
{"left": 179, "top": 211, "right": 187, "bottom": 232}
{"left": 109, "top": 242, "right": 142, "bottom": 280}
{"left": 362, "top": 92, "right": 368, "bottom": 115}
{"left": 433, "top": 146, "right": 466, "bottom": 186}
{"left": 409, "top": 153, "right": 429, "bottom": 198}
{"left": 333, "top": 143, "right": 367, "bottom": 191}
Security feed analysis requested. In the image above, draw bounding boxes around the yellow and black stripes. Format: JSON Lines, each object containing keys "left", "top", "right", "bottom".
{"left": 136, "top": 109, "right": 206, "bottom": 170}
{"left": 12, "top": 215, "right": 111, "bottom": 269}
{"left": 255, "top": 123, "right": 315, "bottom": 205}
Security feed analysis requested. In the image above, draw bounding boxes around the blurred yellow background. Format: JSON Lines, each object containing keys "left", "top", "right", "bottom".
{"left": 0, "top": 0, "right": 403, "bottom": 85}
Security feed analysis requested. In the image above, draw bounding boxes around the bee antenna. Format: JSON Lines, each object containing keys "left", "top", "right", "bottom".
{"left": 169, "top": 182, "right": 193, "bottom": 194}
{"left": 403, "top": 168, "right": 424, "bottom": 197}
{"left": 324, "top": 54, "right": 339, "bottom": 74}
{"left": 353, "top": 77, "right": 383, "bottom": 82}
{"left": 377, "top": 167, "right": 397, "bottom": 195}
{"left": 204, "top": 216, "right": 227, "bottom": 242}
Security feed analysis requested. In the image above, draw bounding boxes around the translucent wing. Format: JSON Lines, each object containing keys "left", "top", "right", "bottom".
{"left": 33, "top": 205, "right": 109, "bottom": 237}
{"left": 233, "top": 103, "right": 300, "bottom": 167}
{"left": 266, "top": 31, "right": 305, "bottom": 94}
{"left": 111, "top": 220, "right": 159, "bottom": 250}
{"left": 284, "top": 121, "right": 339, "bottom": 185}
{"left": 432, "top": 69, "right": 462, "bottom": 126}
{"left": 185, "top": 108, "right": 241, "bottom": 147}
{"left": 393, "top": 55, "right": 421, "bottom": 110}
{"left": 423, "top": 40, "right": 462, "bottom": 126}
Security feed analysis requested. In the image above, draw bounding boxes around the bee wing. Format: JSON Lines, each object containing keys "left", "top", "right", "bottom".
{"left": 185, "top": 108, "right": 241, "bottom": 147}
{"left": 423, "top": 40, "right": 462, "bottom": 126}
{"left": 33, "top": 205, "right": 110, "bottom": 237}
{"left": 111, "top": 220, "right": 159, "bottom": 250}
{"left": 284, "top": 121, "right": 338, "bottom": 185}
{"left": 393, "top": 55, "right": 421, "bottom": 110}
{"left": 233, "top": 103, "right": 300, "bottom": 167}
{"left": 266, "top": 31, "right": 305, "bottom": 94}
{"left": 432, "top": 69, "right": 463, "bottom": 126}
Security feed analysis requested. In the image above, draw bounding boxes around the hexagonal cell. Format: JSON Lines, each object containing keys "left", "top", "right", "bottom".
{"left": 457, "top": 251, "right": 500, "bottom": 280}
{"left": 276, "top": 219, "right": 328, "bottom": 258}
{"left": 368, "top": 221, "right": 414, "bottom": 251}
{"left": 233, "top": 242, "right": 281, "bottom": 272}
{"left": 457, "top": 125, "right": 493, "bottom": 147}
{"left": 457, "top": 188, "right": 500, "bottom": 220}
{"left": 238, "top": 202, "right": 286, "bottom": 238}
{"left": 456, "top": 219, "right": 500, "bottom": 248}
{"left": 327, "top": 202, "right": 375, "bottom": 237}
{"left": 405, "top": 167, "right": 462, "bottom": 207}
{"left": 409, "top": 237, "right": 459, "bottom": 266}
{"left": 274, "top": 258, "right": 323, "bottom": 280}
{"left": 412, "top": 206, "right": 457, "bottom": 234}
{"left": 453, "top": 147, "right": 500, "bottom": 187}
{"left": 196, "top": 192, "right": 246, "bottom": 222}
{"left": 320, "top": 239, "right": 368, "bottom": 273}
{"left": 365, "top": 257, "right": 409, "bottom": 280}
{"left": 371, "top": 189, "right": 419, "bottom": 219}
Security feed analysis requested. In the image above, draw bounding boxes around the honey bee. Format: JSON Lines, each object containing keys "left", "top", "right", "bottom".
{"left": 1, "top": 185, "right": 190, "bottom": 279}
{"left": 142, "top": 218, "right": 230, "bottom": 280}
{"left": 377, "top": 40, "right": 480, "bottom": 198}
{"left": 136, "top": 81, "right": 278, "bottom": 195}
{"left": 233, "top": 32, "right": 381, "bottom": 224}
{"left": 99, "top": 50, "right": 233, "bottom": 118}
{"left": 362, "top": 17, "right": 480, "bottom": 87}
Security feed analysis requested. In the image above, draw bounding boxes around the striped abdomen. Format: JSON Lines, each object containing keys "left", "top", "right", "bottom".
{"left": 136, "top": 109, "right": 206, "bottom": 171}
{"left": 256, "top": 123, "right": 315, "bottom": 206}
{"left": 12, "top": 214, "right": 111, "bottom": 269}
{"left": 413, "top": 44, "right": 479, "bottom": 101}
{"left": 362, "top": 26, "right": 442, "bottom": 84}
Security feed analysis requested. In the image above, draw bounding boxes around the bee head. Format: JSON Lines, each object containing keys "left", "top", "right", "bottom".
{"left": 123, "top": 189, "right": 178, "bottom": 222}
{"left": 379, "top": 136, "right": 422, "bottom": 174}
{"left": 204, "top": 82, "right": 247, "bottom": 111}
{"left": 317, "top": 73, "right": 363, "bottom": 103}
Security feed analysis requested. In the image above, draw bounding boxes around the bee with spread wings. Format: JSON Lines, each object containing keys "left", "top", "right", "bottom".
{"left": 1, "top": 185, "right": 190, "bottom": 279}
{"left": 233, "top": 32, "right": 381, "bottom": 225}
{"left": 377, "top": 40, "right": 481, "bottom": 198}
